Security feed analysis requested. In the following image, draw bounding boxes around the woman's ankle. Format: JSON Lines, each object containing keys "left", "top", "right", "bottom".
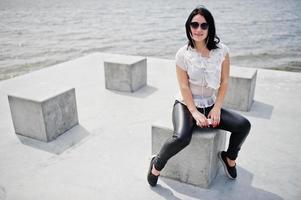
{"left": 152, "top": 165, "right": 160, "bottom": 176}
{"left": 226, "top": 157, "right": 236, "bottom": 167}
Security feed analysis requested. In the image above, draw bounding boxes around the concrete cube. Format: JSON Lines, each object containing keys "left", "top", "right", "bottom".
{"left": 104, "top": 55, "right": 147, "bottom": 92}
{"left": 224, "top": 66, "right": 257, "bottom": 111}
{"left": 152, "top": 120, "right": 226, "bottom": 188}
{"left": 8, "top": 85, "right": 79, "bottom": 142}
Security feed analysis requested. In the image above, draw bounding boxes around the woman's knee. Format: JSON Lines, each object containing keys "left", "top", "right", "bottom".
{"left": 172, "top": 100, "right": 194, "bottom": 133}
{"left": 239, "top": 117, "right": 251, "bottom": 133}
{"left": 173, "top": 135, "right": 191, "bottom": 148}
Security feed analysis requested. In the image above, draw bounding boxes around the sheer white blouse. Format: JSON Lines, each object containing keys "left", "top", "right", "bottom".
{"left": 175, "top": 42, "right": 229, "bottom": 108}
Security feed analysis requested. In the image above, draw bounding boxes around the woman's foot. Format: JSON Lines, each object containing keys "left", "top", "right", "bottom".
{"left": 218, "top": 151, "right": 237, "bottom": 179}
{"left": 147, "top": 156, "right": 160, "bottom": 186}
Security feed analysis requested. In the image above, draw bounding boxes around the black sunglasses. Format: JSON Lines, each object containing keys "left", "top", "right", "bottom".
{"left": 190, "top": 22, "right": 209, "bottom": 30}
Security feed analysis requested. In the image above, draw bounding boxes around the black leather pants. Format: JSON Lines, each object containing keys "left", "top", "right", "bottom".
{"left": 154, "top": 100, "right": 251, "bottom": 171}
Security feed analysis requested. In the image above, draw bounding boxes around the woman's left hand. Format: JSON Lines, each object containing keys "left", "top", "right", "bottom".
{"left": 208, "top": 107, "right": 221, "bottom": 128}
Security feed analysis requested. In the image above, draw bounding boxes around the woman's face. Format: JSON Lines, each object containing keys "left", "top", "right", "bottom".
{"left": 190, "top": 14, "right": 208, "bottom": 43}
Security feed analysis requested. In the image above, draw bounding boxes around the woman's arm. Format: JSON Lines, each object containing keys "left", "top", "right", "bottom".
{"left": 214, "top": 53, "right": 230, "bottom": 109}
{"left": 208, "top": 53, "right": 230, "bottom": 127}
{"left": 176, "top": 66, "right": 208, "bottom": 127}
{"left": 176, "top": 66, "right": 196, "bottom": 113}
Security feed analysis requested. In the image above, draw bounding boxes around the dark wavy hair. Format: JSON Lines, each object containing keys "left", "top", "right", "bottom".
{"left": 185, "top": 6, "right": 220, "bottom": 50}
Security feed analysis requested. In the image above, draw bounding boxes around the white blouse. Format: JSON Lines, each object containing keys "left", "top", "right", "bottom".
{"left": 175, "top": 42, "right": 229, "bottom": 108}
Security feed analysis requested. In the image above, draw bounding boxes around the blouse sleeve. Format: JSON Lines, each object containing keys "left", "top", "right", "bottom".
{"left": 175, "top": 47, "right": 187, "bottom": 71}
{"left": 221, "top": 43, "right": 229, "bottom": 59}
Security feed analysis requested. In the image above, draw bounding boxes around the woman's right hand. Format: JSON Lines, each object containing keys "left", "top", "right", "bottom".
{"left": 191, "top": 110, "right": 209, "bottom": 127}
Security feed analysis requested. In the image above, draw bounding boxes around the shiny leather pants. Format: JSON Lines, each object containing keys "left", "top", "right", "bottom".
{"left": 154, "top": 100, "right": 251, "bottom": 171}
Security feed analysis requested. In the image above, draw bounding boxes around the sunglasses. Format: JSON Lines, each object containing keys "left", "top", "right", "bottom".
{"left": 190, "top": 22, "right": 209, "bottom": 30}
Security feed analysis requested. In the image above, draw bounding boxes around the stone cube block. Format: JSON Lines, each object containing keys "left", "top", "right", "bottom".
{"left": 8, "top": 85, "right": 79, "bottom": 142}
{"left": 104, "top": 55, "right": 147, "bottom": 92}
{"left": 152, "top": 120, "right": 226, "bottom": 188}
{"left": 224, "top": 66, "right": 257, "bottom": 111}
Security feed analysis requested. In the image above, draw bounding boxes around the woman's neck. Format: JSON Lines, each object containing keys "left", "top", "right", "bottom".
{"left": 195, "top": 41, "right": 207, "bottom": 52}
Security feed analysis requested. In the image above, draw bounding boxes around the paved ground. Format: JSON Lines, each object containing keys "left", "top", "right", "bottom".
{"left": 0, "top": 53, "right": 300, "bottom": 200}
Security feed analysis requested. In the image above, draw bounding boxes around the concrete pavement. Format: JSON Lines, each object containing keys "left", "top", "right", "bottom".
{"left": 0, "top": 53, "right": 300, "bottom": 200}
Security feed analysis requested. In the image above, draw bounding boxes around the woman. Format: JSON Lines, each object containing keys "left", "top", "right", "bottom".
{"left": 147, "top": 6, "right": 251, "bottom": 187}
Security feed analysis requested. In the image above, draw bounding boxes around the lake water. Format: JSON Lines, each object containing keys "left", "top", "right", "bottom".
{"left": 1, "top": 0, "right": 301, "bottom": 80}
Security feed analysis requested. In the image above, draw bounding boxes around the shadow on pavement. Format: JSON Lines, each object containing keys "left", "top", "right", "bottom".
{"left": 151, "top": 167, "right": 283, "bottom": 200}
{"left": 150, "top": 184, "right": 182, "bottom": 200}
{"left": 108, "top": 85, "right": 158, "bottom": 99}
{"left": 243, "top": 100, "right": 274, "bottom": 119}
{"left": 0, "top": 186, "right": 6, "bottom": 200}
{"left": 17, "top": 125, "right": 90, "bottom": 155}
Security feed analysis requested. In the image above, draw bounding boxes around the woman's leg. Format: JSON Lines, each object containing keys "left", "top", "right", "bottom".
{"left": 153, "top": 101, "right": 195, "bottom": 171}
{"left": 217, "top": 108, "right": 251, "bottom": 160}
